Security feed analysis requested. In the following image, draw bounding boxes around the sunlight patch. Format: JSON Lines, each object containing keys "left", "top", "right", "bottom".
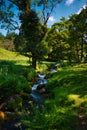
{"left": 68, "top": 94, "right": 82, "bottom": 106}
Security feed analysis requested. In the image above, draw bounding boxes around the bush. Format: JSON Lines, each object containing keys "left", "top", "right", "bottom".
{"left": 21, "top": 104, "right": 76, "bottom": 130}
{"left": 0, "top": 60, "right": 37, "bottom": 83}
{"left": 7, "top": 96, "right": 23, "bottom": 112}
{"left": 0, "top": 74, "right": 31, "bottom": 102}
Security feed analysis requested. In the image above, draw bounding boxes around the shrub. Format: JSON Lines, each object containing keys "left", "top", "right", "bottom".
{"left": 7, "top": 96, "right": 23, "bottom": 112}
{"left": 0, "top": 74, "right": 31, "bottom": 102}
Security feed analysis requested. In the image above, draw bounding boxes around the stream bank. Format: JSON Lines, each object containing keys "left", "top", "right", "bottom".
{"left": 0, "top": 66, "right": 58, "bottom": 130}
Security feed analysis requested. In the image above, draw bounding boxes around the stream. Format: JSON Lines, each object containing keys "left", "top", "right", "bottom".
{"left": 1, "top": 66, "right": 58, "bottom": 130}
{"left": 30, "top": 65, "right": 58, "bottom": 106}
{"left": 30, "top": 73, "right": 48, "bottom": 106}
{"left": 1, "top": 73, "right": 48, "bottom": 130}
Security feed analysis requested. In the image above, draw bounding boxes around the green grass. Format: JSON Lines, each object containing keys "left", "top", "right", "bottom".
{"left": 0, "top": 48, "right": 37, "bottom": 104}
{"left": 43, "top": 63, "right": 87, "bottom": 130}
{"left": 0, "top": 48, "right": 29, "bottom": 65}
{"left": 47, "top": 63, "right": 87, "bottom": 103}
{"left": 1, "top": 47, "right": 87, "bottom": 129}
{"left": 20, "top": 63, "right": 87, "bottom": 130}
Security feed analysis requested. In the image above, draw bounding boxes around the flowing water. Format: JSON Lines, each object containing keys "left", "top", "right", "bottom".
{"left": 30, "top": 73, "right": 48, "bottom": 105}
{"left": 1, "top": 68, "right": 57, "bottom": 130}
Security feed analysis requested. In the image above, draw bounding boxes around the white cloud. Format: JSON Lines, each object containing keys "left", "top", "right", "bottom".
{"left": 77, "top": 3, "right": 87, "bottom": 14}
{"left": 65, "top": 0, "right": 75, "bottom": 6}
{"left": 48, "top": 16, "right": 56, "bottom": 22}
{"left": 76, "top": 8, "right": 82, "bottom": 14}
{"left": 47, "top": 16, "right": 56, "bottom": 27}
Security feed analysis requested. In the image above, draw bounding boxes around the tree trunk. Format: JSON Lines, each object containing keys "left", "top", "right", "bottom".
{"left": 84, "top": 44, "right": 87, "bottom": 62}
{"left": 76, "top": 43, "right": 81, "bottom": 63}
{"left": 32, "top": 53, "right": 37, "bottom": 69}
{"left": 81, "top": 37, "right": 84, "bottom": 62}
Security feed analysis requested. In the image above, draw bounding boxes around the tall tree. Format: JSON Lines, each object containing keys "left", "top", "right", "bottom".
{"left": 68, "top": 5, "right": 87, "bottom": 62}
{"left": 46, "top": 17, "right": 69, "bottom": 62}
{"left": 0, "top": 0, "right": 62, "bottom": 68}
{"left": 15, "top": 10, "right": 48, "bottom": 68}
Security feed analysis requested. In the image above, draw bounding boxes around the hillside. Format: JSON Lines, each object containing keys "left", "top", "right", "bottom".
{"left": 0, "top": 48, "right": 28, "bottom": 61}
{"left": 45, "top": 63, "right": 87, "bottom": 130}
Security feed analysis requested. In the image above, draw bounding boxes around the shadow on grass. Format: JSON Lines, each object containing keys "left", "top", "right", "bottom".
{"left": 0, "top": 60, "right": 36, "bottom": 80}
{"left": 0, "top": 60, "right": 37, "bottom": 103}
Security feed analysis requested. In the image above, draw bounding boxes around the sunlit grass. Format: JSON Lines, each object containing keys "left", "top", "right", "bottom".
{"left": 0, "top": 48, "right": 28, "bottom": 61}
{"left": 36, "top": 62, "right": 48, "bottom": 72}
{"left": 47, "top": 63, "right": 87, "bottom": 116}
{"left": 68, "top": 94, "right": 87, "bottom": 107}
{"left": 68, "top": 94, "right": 82, "bottom": 107}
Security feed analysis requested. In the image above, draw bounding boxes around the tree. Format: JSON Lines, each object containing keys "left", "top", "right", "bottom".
{"left": 10, "top": 0, "right": 62, "bottom": 68}
{"left": 0, "top": 0, "right": 20, "bottom": 32}
{"left": 35, "top": 0, "right": 62, "bottom": 25}
{"left": 46, "top": 17, "right": 69, "bottom": 62}
{"left": 0, "top": 32, "right": 17, "bottom": 51}
{"left": 0, "top": 33, "right": 5, "bottom": 48}
{"left": 79, "top": 5, "right": 87, "bottom": 62}
{"left": 15, "top": 10, "right": 48, "bottom": 68}
{"left": 0, "top": 0, "right": 62, "bottom": 68}
{"left": 68, "top": 5, "right": 87, "bottom": 62}
{"left": 0, "top": 0, "right": 62, "bottom": 30}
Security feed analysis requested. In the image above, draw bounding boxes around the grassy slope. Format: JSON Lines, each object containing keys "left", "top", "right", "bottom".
{"left": 49, "top": 63, "right": 87, "bottom": 100}
{"left": 0, "top": 48, "right": 28, "bottom": 60}
{"left": 0, "top": 48, "right": 29, "bottom": 65}
{"left": 46, "top": 63, "right": 87, "bottom": 129}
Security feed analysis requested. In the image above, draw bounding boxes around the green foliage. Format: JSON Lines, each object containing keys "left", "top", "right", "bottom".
{"left": 0, "top": 73, "right": 31, "bottom": 102}
{"left": 7, "top": 96, "right": 23, "bottom": 111}
{"left": 23, "top": 66, "right": 37, "bottom": 82}
{"left": 0, "top": 58, "right": 87, "bottom": 130}
{"left": 68, "top": 7, "right": 87, "bottom": 62}
{"left": 0, "top": 0, "right": 17, "bottom": 31}
{"left": 47, "top": 63, "right": 87, "bottom": 91}
{"left": 21, "top": 107, "right": 48, "bottom": 130}
{"left": 21, "top": 102, "right": 76, "bottom": 130}
{"left": 0, "top": 1, "right": 87, "bottom": 128}
{"left": 0, "top": 33, "right": 17, "bottom": 51}
{"left": 45, "top": 7, "right": 87, "bottom": 63}
{"left": 47, "top": 107, "right": 76, "bottom": 130}
{"left": 20, "top": 63, "right": 86, "bottom": 130}
{"left": 46, "top": 18, "right": 69, "bottom": 62}
{"left": 17, "top": 9, "right": 48, "bottom": 68}
{"left": 0, "top": 59, "right": 36, "bottom": 81}
{"left": 0, "top": 60, "right": 37, "bottom": 102}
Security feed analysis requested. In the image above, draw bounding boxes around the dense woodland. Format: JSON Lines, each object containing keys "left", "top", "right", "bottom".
{"left": 0, "top": 0, "right": 87, "bottom": 130}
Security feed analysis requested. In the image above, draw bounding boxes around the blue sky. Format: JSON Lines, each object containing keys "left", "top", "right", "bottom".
{"left": 47, "top": 0, "right": 87, "bottom": 27}
{"left": 0, "top": 0, "right": 87, "bottom": 35}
